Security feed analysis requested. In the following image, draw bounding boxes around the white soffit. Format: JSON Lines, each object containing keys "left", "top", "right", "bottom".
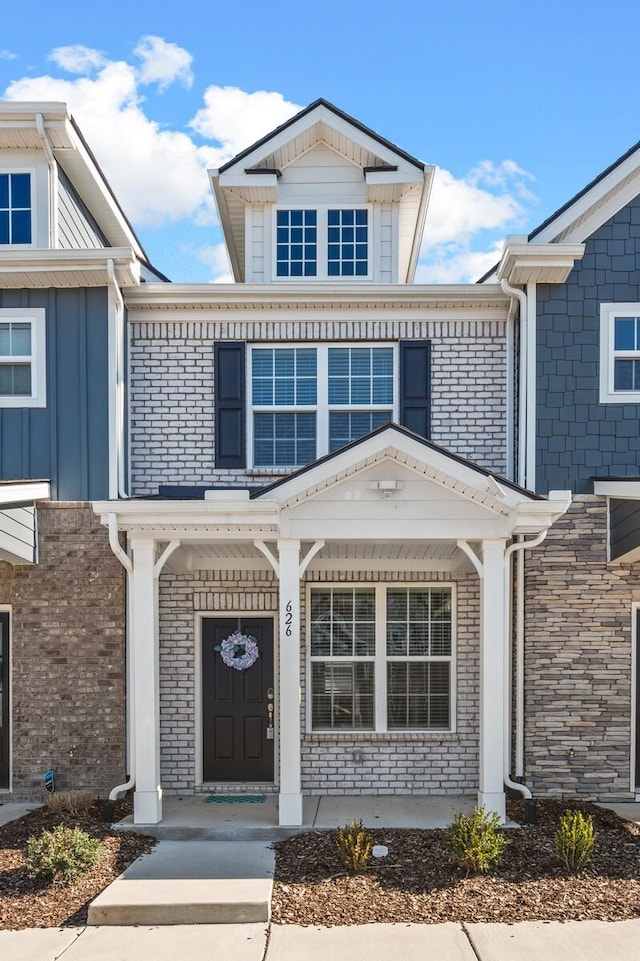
{"left": 497, "top": 242, "right": 585, "bottom": 285}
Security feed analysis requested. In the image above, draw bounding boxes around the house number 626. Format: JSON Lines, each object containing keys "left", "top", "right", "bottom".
{"left": 285, "top": 601, "right": 293, "bottom": 637}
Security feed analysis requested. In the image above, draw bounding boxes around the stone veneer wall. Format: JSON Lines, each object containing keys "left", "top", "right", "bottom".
{"left": 0, "top": 504, "right": 125, "bottom": 800}
{"left": 129, "top": 318, "right": 507, "bottom": 495}
{"left": 524, "top": 495, "right": 635, "bottom": 800}
{"left": 158, "top": 568, "right": 479, "bottom": 797}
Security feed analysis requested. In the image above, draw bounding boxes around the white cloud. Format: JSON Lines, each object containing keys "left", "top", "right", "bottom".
{"left": 3, "top": 59, "right": 216, "bottom": 227}
{"left": 190, "top": 86, "right": 300, "bottom": 164}
{"left": 416, "top": 160, "right": 536, "bottom": 283}
{"left": 0, "top": 51, "right": 17, "bottom": 62}
{"left": 49, "top": 45, "right": 106, "bottom": 75}
{"left": 134, "top": 36, "right": 193, "bottom": 91}
{"left": 195, "top": 243, "right": 234, "bottom": 283}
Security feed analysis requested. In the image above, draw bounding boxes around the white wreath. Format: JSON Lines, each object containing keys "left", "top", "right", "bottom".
{"left": 219, "top": 631, "right": 260, "bottom": 671}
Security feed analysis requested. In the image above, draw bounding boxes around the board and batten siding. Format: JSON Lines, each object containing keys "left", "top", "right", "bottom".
{"left": 57, "top": 169, "right": 108, "bottom": 250}
{"left": 0, "top": 288, "right": 110, "bottom": 501}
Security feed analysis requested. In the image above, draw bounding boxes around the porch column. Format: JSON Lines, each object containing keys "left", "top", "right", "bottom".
{"left": 478, "top": 538, "right": 507, "bottom": 822}
{"left": 130, "top": 537, "right": 162, "bottom": 824}
{"left": 278, "top": 538, "right": 302, "bottom": 826}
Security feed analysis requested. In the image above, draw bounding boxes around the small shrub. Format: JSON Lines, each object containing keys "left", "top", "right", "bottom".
{"left": 46, "top": 790, "right": 94, "bottom": 816}
{"left": 553, "top": 809, "right": 595, "bottom": 873}
{"left": 336, "top": 819, "right": 373, "bottom": 872}
{"left": 445, "top": 806, "right": 508, "bottom": 874}
{"left": 24, "top": 825, "right": 101, "bottom": 885}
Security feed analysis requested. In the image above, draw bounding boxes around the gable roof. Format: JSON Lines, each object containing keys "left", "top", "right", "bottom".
{"left": 478, "top": 138, "right": 640, "bottom": 284}
{"left": 210, "top": 99, "right": 432, "bottom": 283}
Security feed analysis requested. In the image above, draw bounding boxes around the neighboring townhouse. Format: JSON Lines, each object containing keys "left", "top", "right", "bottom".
{"left": 481, "top": 142, "right": 640, "bottom": 802}
{"left": 0, "top": 103, "right": 165, "bottom": 799}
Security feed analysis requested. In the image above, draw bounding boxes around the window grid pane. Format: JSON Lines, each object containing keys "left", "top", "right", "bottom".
{"left": 252, "top": 348, "right": 317, "bottom": 407}
{"left": 387, "top": 662, "right": 450, "bottom": 730}
{"left": 310, "top": 587, "right": 375, "bottom": 657}
{"left": 276, "top": 209, "right": 317, "bottom": 277}
{"left": 0, "top": 173, "right": 31, "bottom": 244}
{"left": 311, "top": 662, "right": 374, "bottom": 730}
{"left": 329, "top": 410, "right": 390, "bottom": 451}
{"left": 327, "top": 209, "right": 368, "bottom": 276}
{"left": 386, "top": 588, "right": 452, "bottom": 657}
{"left": 253, "top": 412, "right": 316, "bottom": 467}
{"left": 328, "top": 347, "right": 393, "bottom": 406}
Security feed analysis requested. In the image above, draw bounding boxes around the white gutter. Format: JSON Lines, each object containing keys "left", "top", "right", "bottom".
{"left": 499, "top": 278, "right": 527, "bottom": 487}
{"left": 503, "top": 530, "right": 548, "bottom": 802}
{"left": 35, "top": 113, "right": 58, "bottom": 248}
{"left": 107, "top": 260, "right": 128, "bottom": 499}
{"left": 525, "top": 283, "right": 537, "bottom": 493}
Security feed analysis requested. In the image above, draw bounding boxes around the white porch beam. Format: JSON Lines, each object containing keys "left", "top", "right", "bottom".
{"left": 278, "top": 538, "right": 302, "bottom": 826}
{"left": 130, "top": 537, "right": 162, "bottom": 824}
{"left": 478, "top": 539, "right": 507, "bottom": 822}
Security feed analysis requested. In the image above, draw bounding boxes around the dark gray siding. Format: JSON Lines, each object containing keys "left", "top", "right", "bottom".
{"left": 610, "top": 497, "right": 640, "bottom": 561}
{"left": 57, "top": 170, "right": 108, "bottom": 250}
{"left": 0, "top": 288, "right": 109, "bottom": 500}
{"left": 537, "top": 195, "right": 640, "bottom": 494}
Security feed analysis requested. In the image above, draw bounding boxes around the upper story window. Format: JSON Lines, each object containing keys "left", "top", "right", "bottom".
{"left": 0, "top": 173, "right": 32, "bottom": 245}
{"left": 274, "top": 207, "right": 369, "bottom": 281}
{"left": 250, "top": 344, "right": 396, "bottom": 468}
{"left": 276, "top": 210, "right": 317, "bottom": 277}
{"left": 599, "top": 303, "right": 640, "bottom": 402}
{"left": 0, "top": 308, "right": 46, "bottom": 407}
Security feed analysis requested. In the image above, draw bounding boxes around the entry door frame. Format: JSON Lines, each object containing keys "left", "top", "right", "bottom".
{"left": 195, "top": 611, "right": 279, "bottom": 788}
{"left": 0, "top": 608, "right": 11, "bottom": 793}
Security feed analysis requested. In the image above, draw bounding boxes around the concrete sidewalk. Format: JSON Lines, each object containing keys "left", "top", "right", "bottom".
{"left": 2, "top": 920, "right": 640, "bottom": 961}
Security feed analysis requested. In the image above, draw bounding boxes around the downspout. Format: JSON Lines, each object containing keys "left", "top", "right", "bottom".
{"left": 106, "top": 513, "right": 134, "bottom": 812}
{"left": 35, "top": 113, "right": 58, "bottom": 248}
{"left": 499, "top": 277, "right": 527, "bottom": 487}
{"left": 503, "top": 529, "right": 548, "bottom": 823}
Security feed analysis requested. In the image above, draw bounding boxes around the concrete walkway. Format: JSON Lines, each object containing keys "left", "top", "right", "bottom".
{"left": 2, "top": 921, "right": 640, "bottom": 961}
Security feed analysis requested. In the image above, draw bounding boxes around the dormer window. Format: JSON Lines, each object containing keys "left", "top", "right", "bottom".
{"left": 274, "top": 207, "right": 370, "bottom": 281}
{"left": 0, "top": 173, "right": 32, "bottom": 245}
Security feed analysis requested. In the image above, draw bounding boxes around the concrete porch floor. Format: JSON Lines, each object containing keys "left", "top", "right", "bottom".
{"left": 115, "top": 794, "right": 479, "bottom": 840}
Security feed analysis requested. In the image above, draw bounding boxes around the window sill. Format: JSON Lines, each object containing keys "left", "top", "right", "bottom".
{"left": 303, "top": 731, "right": 457, "bottom": 742}
{"left": 246, "top": 468, "right": 295, "bottom": 477}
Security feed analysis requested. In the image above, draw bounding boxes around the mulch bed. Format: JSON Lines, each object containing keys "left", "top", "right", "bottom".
{"left": 0, "top": 798, "right": 154, "bottom": 929}
{"left": 272, "top": 799, "right": 640, "bottom": 925}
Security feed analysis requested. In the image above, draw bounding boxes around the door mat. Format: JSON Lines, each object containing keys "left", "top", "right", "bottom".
{"left": 204, "top": 794, "right": 266, "bottom": 804}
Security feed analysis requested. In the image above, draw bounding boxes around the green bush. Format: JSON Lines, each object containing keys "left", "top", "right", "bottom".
{"left": 336, "top": 819, "right": 373, "bottom": 872}
{"left": 553, "top": 809, "right": 596, "bottom": 873}
{"left": 24, "top": 825, "right": 101, "bottom": 885}
{"left": 445, "top": 806, "right": 508, "bottom": 873}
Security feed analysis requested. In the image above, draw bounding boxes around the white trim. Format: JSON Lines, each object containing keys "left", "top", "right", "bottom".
{"left": 632, "top": 602, "right": 638, "bottom": 794}
{"left": 195, "top": 611, "right": 279, "bottom": 789}
{"left": 599, "top": 303, "right": 640, "bottom": 403}
{"left": 305, "top": 581, "right": 457, "bottom": 736}
{"left": 0, "top": 308, "right": 46, "bottom": 408}
{"left": 594, "top": 481, "right": 640, "bottom": 498}
{"left": 0, "top": 481, "right": 49, "bottom": 505}
{"left": 525, "top": 282, "right": 537, "bottom": 490}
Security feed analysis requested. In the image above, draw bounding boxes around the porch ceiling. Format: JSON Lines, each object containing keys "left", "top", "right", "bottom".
{"left": 165, "top": 537, "right": 471, "bottom": 574}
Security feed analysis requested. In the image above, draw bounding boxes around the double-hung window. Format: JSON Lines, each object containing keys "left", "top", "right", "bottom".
{"left": 250, "top": 344, "right": 396, "bottom": 468}
{"left": 309, "top": 585, "right": 454, "bottom": 732}
{"left": 274, "top": 207, "right": 369, "bottom": 280}
{"left": 0, "top": 309, "right": 46, "bottom": 407}
{"left": 0, "top": 173, "right": 32, "bottom": 245}
{"left": 600, "top": 303, "right": 640, "bottom": 402}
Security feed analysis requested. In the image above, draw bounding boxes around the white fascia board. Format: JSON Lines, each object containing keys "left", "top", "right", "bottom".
{"left": 594, "top": 481, "right": 640, "bottom": 498}
{"left": 364, "top": 168, "right": 425, "bottom": 187}
{"left": 0, "top": 481, "right": 50, "bottom": 505}
{"left": 210, "top": 175, "right": 243, "bottom": 282}
{"left": 217, "top": 172, "right": 279, "bottom": 190}
{"left": 93, "top": 498, "right": 280, "bottom": 531}
{"left": 511, "top": 490, "right": 572, "bottom": 533}
{"left": 219, "top": 103, "right": 424, "bottom": 176}
{"left": 0, "top": 248, "right": 140, "bottom": 286}
{"left": 407, "top": 165, "right": 435, "bottom": 283}
{"left": 497, "top": 243, "right": 585, "bottom": 284}
{"left": 533, "top": 154, "right": 640, "bottom": 244}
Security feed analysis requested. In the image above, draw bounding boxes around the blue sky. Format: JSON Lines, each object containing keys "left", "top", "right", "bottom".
{"left": 1, "top": 1, "right": 639, "bottom": 282}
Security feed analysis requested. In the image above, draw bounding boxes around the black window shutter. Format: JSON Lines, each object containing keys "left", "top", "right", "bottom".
{"left": 399, "top": 340, "right": 431, "bottom": 439}
{"left": 214, "top": 342, "right": 246, "bottom": 468}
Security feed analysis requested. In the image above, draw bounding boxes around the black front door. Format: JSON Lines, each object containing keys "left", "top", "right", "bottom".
{"left": 202, "top": 617, "right": 274, "bottom": 782}
{"left": 0, "top": 613, "right": 9, "bottom": 789}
